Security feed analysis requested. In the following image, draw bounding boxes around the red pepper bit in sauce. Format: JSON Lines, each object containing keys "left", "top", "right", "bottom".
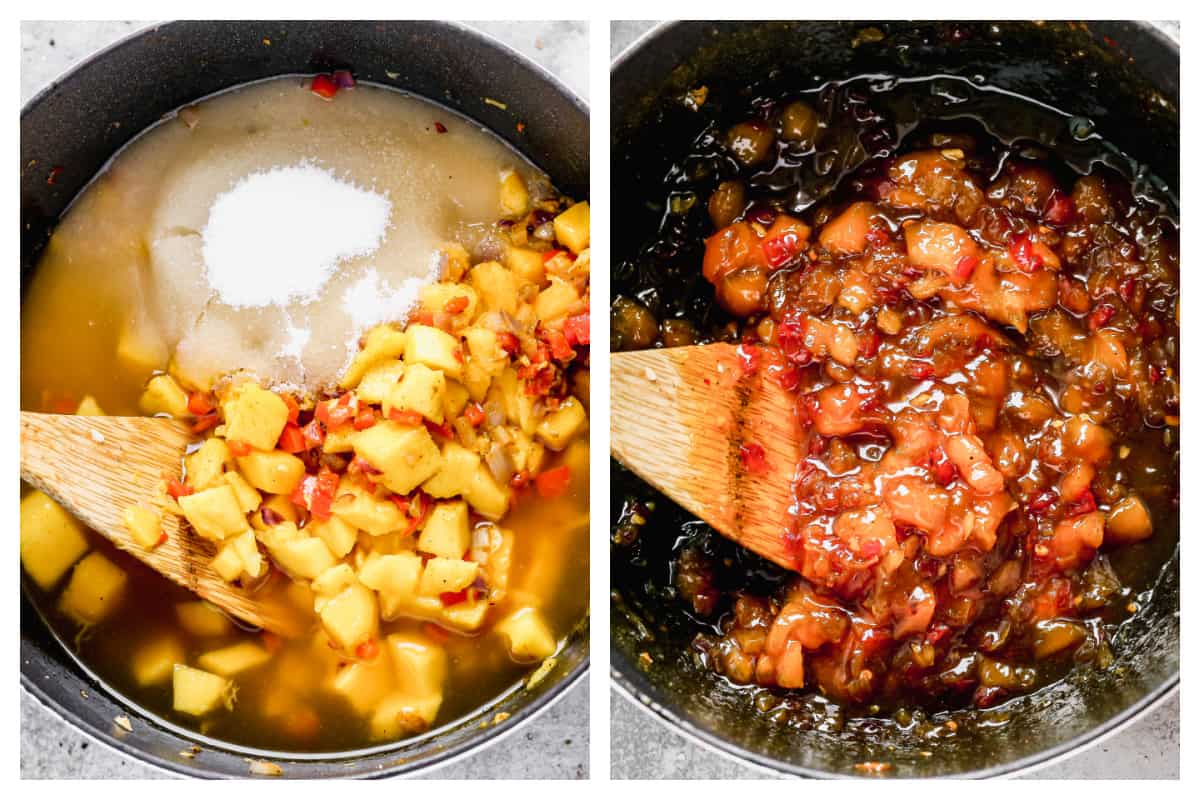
{"left": 738, "top": 442, "right": 769, "bottom": 474}
{"left": 310, "top": 74, "right": 339, "bottom": 100}
{"left": 434, "top": 121, "right": 448, "bottom": 134}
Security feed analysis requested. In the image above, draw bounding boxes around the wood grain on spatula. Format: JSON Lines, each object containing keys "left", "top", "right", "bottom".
{"left": 20, "top": 411, "right": 303, "bottom": 636}
{"left": 611, "top": 344, "right": 804, "bottom": 571}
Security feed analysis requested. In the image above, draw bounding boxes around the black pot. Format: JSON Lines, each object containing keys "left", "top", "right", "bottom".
{"left": 611, "top": 20, "right": 1177, "bottom": 778}
{"left": 21, "top": 20, "right": 589, "bottom": 779}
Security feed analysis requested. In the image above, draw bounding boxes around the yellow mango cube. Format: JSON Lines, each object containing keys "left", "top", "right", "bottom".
{"left": 355, "top": 360, "right": 405, "bottom": 405}
{"left": 197, "top": 641, "right": 272, "bottom": 676}
{"left": 440, "top": 597, "right": 491, "bottom": 632}
{"left": 369, "top": 692, "right": 441, "bottom": 740}
{"left": 533, "top": 278, "right": 581, "bottom": 322}
{"left": 505, "top": 246, "right": 546, "bottom": 287}
{"left": 469, "top": 261, "right": 518, "bottom": 315}
{"left": 59, "top": 552, "right": 127, "bottom": 626}
{"left": 553, "top": 201, "right": 590, "bottom": 254}
{"left": 123, "top": 505, "right": 163, "bottom": 549}
{"left": 308, "top": 514, "right": 358, "bottom": 558}
{"left": 443, "top": 380, "right": 471, "bottom": 419}
{"left": 318, "top": 583, "right": 378, "bottom": 650}
{"left": 352, "top": 420, "right": 443, "bottom": 496}
{"left": 322, "top": 423, "right": 357, "bottom": 454}
{"left": 75, "top": 395, "right": 105, "bottom": 416}
{"left": 139, "top": 374, "right": 190, "bottom": 417}
{"left": 418, "top": 557, "right": 479, "bottom": 597}
{"left": 330, "top": 658, "right": 394, "bottom": 715}
{"left": 330, "top": 479, "right": 406, "bottom": 536}
{"left": 222, "top": 471, "right": 262, "bottom": 514}
{"left": 178, "top": 485, "right": 249, "bottom": 542}
{"left": 385, "top": 363, "right": 446, "bottom": 422}
{"left": 116, "top": 320, "right": 168, "bottom": 376}
{"left": 175, "top": 601, "right": 233, "bottom": 638}
{"left": 386, "top": 633, "right": 447, "bottom": 698}
{"left": 417, "top": 501, "right": 470, "bottom": 559}
{"left": 465, "top": 461, "right": 510, "bottom": 520}
{"left": 404, "top": 324, "right": 464, "bottom": 381}
{"left": 499, "top": 170, "right": 530, "bottom": 216}
{"left": 358, "top": 551, "right": 423, "bottom": 601}
{"left": 185, "top": 438, "right": 231, "bottom": 491}
{"left": 222, "top": 384, "right": 289, "bottom": 451}
{"left": 419, "top": 282, "right": 478, "bottom": 323}
{"left": 20, "top": 490, "right": 89, "bottom": 590}
{"left": 235, "top": 450, "right": 305, "bottom": 494}
{"left": 270, "top": 536, "right": 337, "bottom": 581}
{"left": 536, "top": 396, "right": 588, "bottom": 451}
{"left": 131, "top": 634, "right": 184, "bottom": 686}
{"left": 341, "top": 325, "right": 406, "bottom": 389}
{"left": 251, "top": 494, "right": 300, "bottom": 530}
{"left": 421, "top": 442, "right": 480, "bottom": 499}
{"left": 172, "top": 664, "right": 232, "bottom": 716}
{"left": 463, "top": 327, "right": 507, "bottom": 376}
{"left": 496, "top": 606, "right": 557, "bottom": 661}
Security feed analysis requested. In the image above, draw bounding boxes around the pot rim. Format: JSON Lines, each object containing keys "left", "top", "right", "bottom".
{"left": 608, "top": 18, "right": 1179, "bottom": 780}
{"left": 21, "top": 18, "right": 589, "bottom": 779}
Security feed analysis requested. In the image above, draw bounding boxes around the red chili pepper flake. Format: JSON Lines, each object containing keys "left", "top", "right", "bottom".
{"left": 439, "top": 590, "right": 470, "bottom": 607}
{"left": 352, "top": 407, "right": 377, "bottom": 430}
{"left": 908, "top": 361, "right": 935, "bottom": 381}
{"left": 952, "top": 254, "right": 978, "bottom": 284}
{"left": 1042, "top": 190, "right": 1076, "bottom": 226}
{"left": 929, "top": 446, "right": 957, "bottom": 486}
{"left": 310, "top": 74, "right": 338, "bottom": 99}
{"left": 497, "top": 331, "right": 521, "bottom": 356}
{"left": 1028, "top": 489, "right": 1058, "bottom": 515}
{"left": 1092, "top": 381, "right": 1107, "bottom": 395}
{"left": 773, "top": 364, "right": 801, "bottom": 392}
{"left": 1088, "top": 303, "right": 1117, "bottom": 331}
{"left": 516, "top": 121, "right": 526, "bottom": 133}
{"left": 301, "top": 419, "right": 326, "bottom": 448}
{"left": 1149, "top": 364, "right": 1164, "bottom": 384}
{"left": 534, "top": 465, "right": 571, "bottom": 498}
{"left": 865, "top": 226, "right": 891, "bottom": 247}
{"left": 973, "top": 685, "right": 1006, "bottom": 709}
{"left": 434, "top": 121, "right": 448, "bottom": 134}
{"left": 544, "top": 328, "right": 575, "bottom": 362}
{"left": 444, "top": 295, "right": 470, "bottom": 314}
{"left": 277, "top": 424, "right": 307, "bottom": 453}
{"left": 542, "top": 249, "right": 565, "bottom": 263}
{"left": 355, "top": 638, "right": 379, "bottom": 660}
{"left": 156, "top": 532, "right": 169, "bottom": 547}
{"left": 167, "top": 479, "right": 193, "bottom": 499}
{"left": 1009, "top": 234, "right": 1043, "bottom": 272}
{"left": 191, "top": 413, "right": 219, "bottom": 433}
{"left": 761, "top": 231, "right": 803, "bottom": 268}
{"left": 563, "top": 312, "right": 590, "bottom": 347}
{"left": 291, "top": 467, "right": 340, "bottom": 521}
{"left": 777, "top": 313, "right": 813, "bottom": 366}
{"left": 187, "top": 391, "right": 215, "bottom": 417}
{"left": 736, "top": 343, "right": 760, "bottom": 375}
{"left": 424, "top": 419, "right": 455, "bottom": 440}
{"left": 282, "top": 394, "right": 300, "bottom": 425}
{"left": 463, "top": 403, "right": 486, "bottom": 427}
{"left": 388, "top": 408, "right": 424, "bottom": 426}
{"left": 739, "top": 442, "right": 769, "bottom": 475}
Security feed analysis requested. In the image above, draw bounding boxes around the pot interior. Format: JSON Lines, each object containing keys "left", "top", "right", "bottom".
{"left": 610, "top": 20, "right": 1178, "bottom": 778}
{"left": 21, "top": 20, "right": 589, "bottom": 778}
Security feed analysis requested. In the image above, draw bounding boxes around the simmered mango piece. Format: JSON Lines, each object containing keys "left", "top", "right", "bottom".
{"left": 352, "top": 420, "right": 443, "bottom": 496}
{"left": 469, "top": 261, "right": 518, "bottom": 315}
{"left": 330, "top": 657, "right": 394, "bottom": 714}
{"left": 211, "top": 530, "right": 264, "bottom": 582}
{"left": 179, "top": 485, "right": 249, "bottom": 542}
{"left": 312, "top": 563, "right": 358, "bottom": 603}
{"left": 465, "top": 461, "right": 510, "bottom": 520}
{"left": 186, "top": 438, "right": 231, "bottom": 491}
{"left": 20, "top": 490, "right": 89, "bottom": 590}
{"left": 505, "top": 246, "right": 546, "bottom": 287}
{"left": 404, "top": 324, "right": 463, "bottom": 381}
{"left": 441, "top": 596, "right": 491, "bottom": 632}
{"left": 533, "top": 278, "right": 581, "bottom": 322}
{"left": 496, "top": 606, "right": 557, "bottom": 661}
{"left": 59, "top": 553, "right": 127, "bottom": 626}
{"left": 355, "top": 360, "right": 405, "bottom": 405}
{"left": 131, "top": 634, "right": 185, "bottom": 686}
{"left": 463, "top": 327, "right": 507, "bottom": 377}
{"left": 422, "top": 441, "right": 481, "bottom": 499}
{"left": 330, "top": 479, "right": 406, "bottom": 536}
{"left": 116, "top": 320, "right": 168, "bottom": 376}
{"left": 223, "top": 471, "right": 263, "bottom": 514}
{"left": 369, "top": 692, "right": 441, "bottom": 740}
{"left": 308, "top": 514, "right": 358, "bottom": 558}
{"left": 198, "top": 642, "right": 272, "bottom": 677}
{"left": 499, "top": 170, "right": 530, "bottom": 216}
{"left": 420, "top": 282, "right": 479, "bottom": 324}
{"left": 385, "top": 363, "right": 446, "bottom": 422}
{"left": 140, "top": 374, "right": 190, "bottom": 417}
{"left": 235, "top": 450, "right": 305, "bottom": 494}
{"left": 443, "top": 380, "right": 471, "bottom": 419}
{"left": 418, "top": 557, "right": 479, "bottom": 596}
{"left": 322, "top": 423, "right": 358, "bottom": 454}
{"left": 553, "top": 201, "right": 589, "bottom": 254}
{"left": 359, "top": 551, "right": 423, "bottom": 601}
{"left": 210, "top": 540, "right": 246, "bottom": 582}
{"left": 123, "top": 505, "right": 163, "bottom": 549}
{"left": 173, "top": 664, "right": 233, "bottom": 716}
{"left": 222, "top": 384, "right": 289, "bottom": 451}
{"left": 417, "top": 501, "right": 470, "bottom": 559}
{"left": 386, "top": 632, "right": 447, "bottom": 698}
{"left": 536, "top": 396, "right": 587, "bottom": 451}
{"left": 75, "top": 395, "right": 105, "bottom": 416}
{"left": 341, "top": 325, "right": 406, "bottom": 389}
{"left": 318, "top": 582, "right": 378, "bottom": 650}
{"left": 251, "top": 494, "right": 300, "bottom": 530}
{"left": 175, "top": 601, "right": 233, "bottom": 638}
{"left": 270, "top": 535, "right": 337, "bottom": 581}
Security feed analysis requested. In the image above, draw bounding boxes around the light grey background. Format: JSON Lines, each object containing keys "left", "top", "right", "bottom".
{"left": 20, "top": 19, "right": 588, "bottom": 780}
{"left": 609, "top": 19, "right": 1179, "bottom": 781}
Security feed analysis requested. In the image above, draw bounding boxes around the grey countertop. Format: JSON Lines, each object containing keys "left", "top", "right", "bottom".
{"left": 609, "top": 19, "right": 1179, "bottom": 781}
{"left": 19, "top": 19, "right": 588, "bottom": 780}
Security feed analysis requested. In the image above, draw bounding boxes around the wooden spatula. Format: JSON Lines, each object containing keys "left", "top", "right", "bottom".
{"left": 611, "top": 344, "right": 805, "bottom": 571}
{"left": 20, "top": 411, "right": 304, "bottom": 636}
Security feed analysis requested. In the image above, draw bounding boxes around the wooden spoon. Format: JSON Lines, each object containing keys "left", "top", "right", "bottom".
{"left": 20, "top": 411, "right": 303, "bottom": 636}
{"left": 611, "top": 344, "right": 804, "bottom": 571}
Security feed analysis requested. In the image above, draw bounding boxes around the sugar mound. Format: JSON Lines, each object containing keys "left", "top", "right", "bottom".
{"left": 201, "top": 164, "right": 392, "bottom": 308}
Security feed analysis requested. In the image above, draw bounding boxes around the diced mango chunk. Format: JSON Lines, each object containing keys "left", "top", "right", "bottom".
{"left": 117, "top": 320, "right": 168, "bottom": 376}
{"left": 418, "top": 557, "right": 479, "bottom": 596}
{"left": 355, "top": 360, "right": 405, "bottom": 405}
{"left": 235, "top": 450, "right": 305, "bottom": 494}
{"left": 352, "top": 420, "right": 443, "bottom": 496}
{"left": 318, "top": 582, "right": 378, "bottom": 650}
{"left": 175, "top": 601, "right": 233, "bottom": 638}
{"left": 75, "top": 395, "right": 105, "bottom": 416}
{"left": 419, "top": 283, "right": 478, "bottom": 323}
{"left": 417, "top": 501, "right": 470, "bottom": 558}
{"left": 20, "top": 490, "right": 89, "bottom": 591}
{"left": 186, "top": 438, "right": 231, "bottom": 491}
{"left": 222, "top": 384, "right": 289, "bottom": 451}
{"left": 369, "top": 692, "right": 440, "bottom": 740}
{"left": 59, "top": 552, "right": 127, "bottom": 626}
{"left": 553, "top": 201, "right": 589, "bottom": 254}
{"left": 308, "top": 514, "right": 358, "bottom": 558}
{"left": 198, "top": 642, "right": 272, "bottom": 676}
{"left": 404, "top": 324, "right": 464, "bottom": 381}
{"left": 270, "top": 535, "right": 337, "bottom": 581}
{"left": 330, "top": 657, "right": 394, "bottom": 714}
{"left": 469, "top": 261, "right": 518, "bottom": 315}
{"left": 499, "top": 170, "right": 530, "bottom": 216}
{"left": 386, "top": 363, "right": 446, "bottom": 422}
{"left": 123, "top": 505, "right": 163, "bottom": 549}
{"left": 387, "top": 632, "right": 447, "bottom": 698}
{"left": 536, "top": 396, "right": 587, "bottom": 451}
{"left": 178, "top": 485, "right": 249, "bottom": 542}
{"left": 131, "top": 634, "right": 184, "bottom": 686}
{"left": 533, "top": 278, "right": 581, "bottom": 322}
{"left": 223, "top": 471, "right": 263, "bottom": 514}
{"left": 505, "top": 246, "right": 546, "bottom": 287}
{"left": 330, "top": 479, "right": 406, "bottom": 536}
{"left": 139, "top": 374, "right": 189, "bottom": 417}
{"left": 496, "top": 606, "right": 557, "bottom": 661}
{"left": 342, "top": 325, "right": 406, "bottom": 389}
{"left": 172, "top": 664, "right": 232, "bottom": 716}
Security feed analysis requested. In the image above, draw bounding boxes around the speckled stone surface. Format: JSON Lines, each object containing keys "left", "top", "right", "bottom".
{"left": 19, "top": 19, "right": 588, "bottom": 780}
{"left": 609, "top": 19, "right": 1179, "bottom": 781}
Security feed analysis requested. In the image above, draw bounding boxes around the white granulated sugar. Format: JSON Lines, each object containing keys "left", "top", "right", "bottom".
{"left": 201, "top": 164, "right": 392, "bottom": 308}
{"left": 342, "top": 265, "right": 435, "bottom": 331}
